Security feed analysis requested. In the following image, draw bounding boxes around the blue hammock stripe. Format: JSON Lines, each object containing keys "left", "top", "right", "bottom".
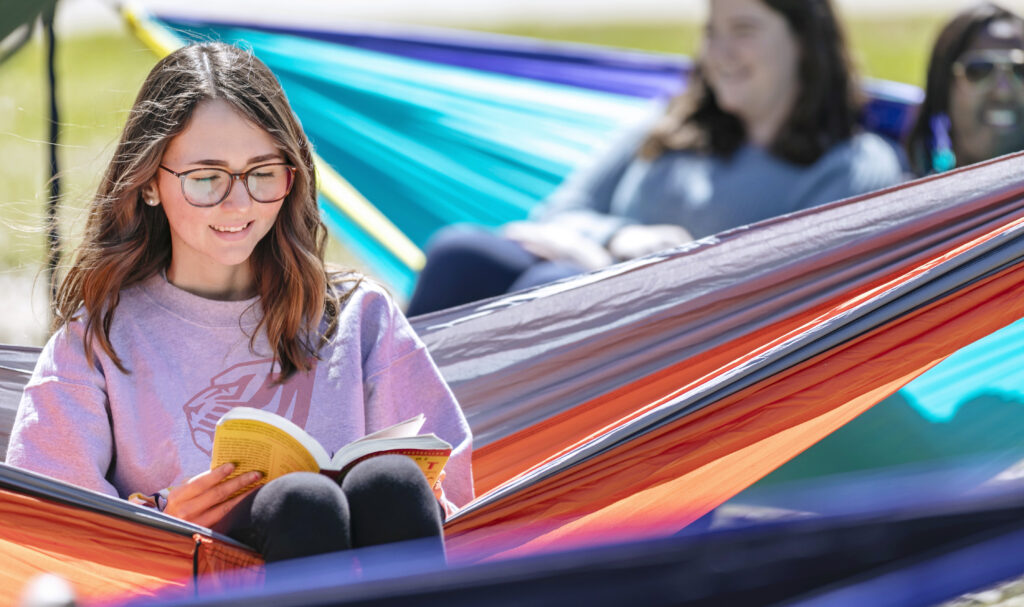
{"left": 163, "top": 16, "right": 693, "bottom": 98}
{"left": 162, "top": 15, "right": 921, "bottom": 144}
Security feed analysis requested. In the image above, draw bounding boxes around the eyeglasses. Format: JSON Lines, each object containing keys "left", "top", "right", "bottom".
{"left": 952, "top": 49, "right": 1024, "bottom": 86}
{"left": 158, "top": 163, "right": 297, "bottom": 207}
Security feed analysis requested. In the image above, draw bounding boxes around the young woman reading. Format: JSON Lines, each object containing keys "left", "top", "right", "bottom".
{"left": 8, "top": 42, "right": 473, "bottom": 565}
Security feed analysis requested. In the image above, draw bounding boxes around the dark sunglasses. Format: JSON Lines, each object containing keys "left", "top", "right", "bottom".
{"left": 952, "top": 49, "right": 1024, "bottom": 86}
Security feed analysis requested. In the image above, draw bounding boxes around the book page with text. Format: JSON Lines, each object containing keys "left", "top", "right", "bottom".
{"left": 212, "top": 411, "right": 329, "bottom": 486}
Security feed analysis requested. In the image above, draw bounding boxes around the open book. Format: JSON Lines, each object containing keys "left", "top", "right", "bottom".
{"left": 211, "top": 407, "right": 451, "bottom": 489}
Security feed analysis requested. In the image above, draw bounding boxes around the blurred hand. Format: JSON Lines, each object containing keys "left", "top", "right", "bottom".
{"left": 432, "top": 469, "right": 447, "bottom": 502}
{"left": 503, "top": 221, "right": 614, "bottom": 270}
{"left": 163, "top": 463, "right": 262, "bottom": 528}
{"left": 607, "top": 224, "right": 693, "bottom": 261}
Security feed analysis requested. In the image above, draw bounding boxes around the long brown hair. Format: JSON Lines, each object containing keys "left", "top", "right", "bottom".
{"left": 904, "top": 2, "right": 1023, "bottom": 176}
{"left": 641, "top": 0, "right": 861, "bottom": 165}
{"left": 55, "top": 42, "right": 353, "bottom": 379}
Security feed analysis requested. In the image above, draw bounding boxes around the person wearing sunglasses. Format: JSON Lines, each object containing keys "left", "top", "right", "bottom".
{"left": 8, "top": 43, "right": 473, "bottom": 568}
{"left": 905, "top": 2, "right": 1024, "bottom": 176}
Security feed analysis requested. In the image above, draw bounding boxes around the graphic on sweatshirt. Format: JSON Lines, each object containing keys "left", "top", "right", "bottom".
{"left": 184, "top": 359, "right": 317, "bottom": 454}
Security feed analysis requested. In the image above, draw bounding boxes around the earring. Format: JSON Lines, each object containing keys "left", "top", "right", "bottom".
{"left": 146, "top": 197, "right": 160, "bottom": 207}
{"left": 929, "top": 114, "right": 956, "bottom": 174}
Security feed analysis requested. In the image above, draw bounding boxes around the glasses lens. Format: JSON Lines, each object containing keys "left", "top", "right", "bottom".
{"left": 183, "top": 169, "right": 230, "bottom": 206}
{"left": 963, "top": 59, "right": 996, "bottom": 83}
{"left": 1011, "top": 61, "right": 1024, "bottom": 81}
{"left": 246, "top": 164, "right": 292, "bottom": 202}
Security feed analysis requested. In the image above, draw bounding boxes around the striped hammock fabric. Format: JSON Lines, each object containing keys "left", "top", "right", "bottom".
{"left": 0, "top": 7, "right": 1022, "bottom": 606}
{"left": 1, "top": 146, "right": 1021, "bottom": 606}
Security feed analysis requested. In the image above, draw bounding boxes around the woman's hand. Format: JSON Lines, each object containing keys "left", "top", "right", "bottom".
{"left": 163, "top": 463, "right": 262, "bottom": 528}
{"left": 432, "top": 469, "right": 459, "bottom": 518}
{"left": 503, "top": 221, "right": 614, "bottom": 270}
{"left": 432, "top": 469, "right": 447, "bottom": 502}
{"left": 607, "top": 224, "right": 693, "bottom": 261}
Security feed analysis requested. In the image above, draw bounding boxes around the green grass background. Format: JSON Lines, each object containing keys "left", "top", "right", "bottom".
{"left": 0, "top": 15, "right": 945, "bottom": 281}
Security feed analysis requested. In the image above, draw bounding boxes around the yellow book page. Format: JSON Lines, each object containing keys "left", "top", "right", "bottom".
{"left": 211, "top": 418, "right": 321, "bottom": 486}
{"left": 408, "top": 452, "right": 449, "bottom": 488}
{"left": 335, "top": 449, "right": 449, "bottom": 488}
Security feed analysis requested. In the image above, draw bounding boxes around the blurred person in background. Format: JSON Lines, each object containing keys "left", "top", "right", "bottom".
{"left": 905, "top": 2, "right": 1024, "bottom": 176}
{"left": 407, "top": 0, "right": 904, "bottom": 316}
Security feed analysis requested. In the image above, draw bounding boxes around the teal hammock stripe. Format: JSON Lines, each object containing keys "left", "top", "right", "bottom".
{"left": 166, "top": 23, "right": 653, "bottom": 294}
{"left": 737, "top": 316, "right": 1024, "bottom": 505}
{"left": 901, "top": 316, "right": 1024, "bottom": 422}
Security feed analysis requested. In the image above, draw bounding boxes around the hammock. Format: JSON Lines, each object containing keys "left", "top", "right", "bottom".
{"left": 3, "top": 152, "right": 1024, "bottom": 602}
{"left": 2, "top": 6, "right": 1023, "bottom": 605}
{"left": 429, "top": 151, "right": 1024, "bottom": 560}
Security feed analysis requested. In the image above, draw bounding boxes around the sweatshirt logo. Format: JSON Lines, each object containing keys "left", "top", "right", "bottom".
{"left": 183, "top": 359, "right": 316, "bottom": 455}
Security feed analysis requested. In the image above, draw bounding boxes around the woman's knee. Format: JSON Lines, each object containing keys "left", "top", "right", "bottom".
{"left": 255, "top": 472, "right": 347, "bottom": 519}
{"left": 342, "top": 455, "right": 442, "bottom": 547}
{"left": 424, "top": 225, "right": 491, "bottom": 259}
{"left": 510, "top": 260, "right": 584, "bottom": 291}
{"left": 423, "top": 226, "right": 534, "bottom": 274}
{"left": 342, "top": 455, "right": 434, "bottom": 506}
{"left": 408, "top": 226, "right": 536, "bottom": 315}
{"left": 251, "top": 472, "right": 351, "bottom": 561}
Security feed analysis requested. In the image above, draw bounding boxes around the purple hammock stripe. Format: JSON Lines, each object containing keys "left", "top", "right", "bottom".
{"left": 161, "top": 15, "right": 917, "bottom": 143}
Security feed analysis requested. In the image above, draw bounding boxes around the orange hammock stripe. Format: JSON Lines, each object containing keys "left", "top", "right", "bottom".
{"left": 0, "top": 488, "right": 262, "bottom": 604}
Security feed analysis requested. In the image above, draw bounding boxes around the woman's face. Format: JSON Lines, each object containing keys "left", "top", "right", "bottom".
{"left": 949, "top": 19, "right": 1024, "bottom": 167}
{"left": 703, "top": 0, "right": 801, "bottom": 145}
{"left": 147, "top": 98, "right": 285, "bottom": 298}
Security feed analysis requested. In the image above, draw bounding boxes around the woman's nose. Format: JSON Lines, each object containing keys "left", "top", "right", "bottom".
{"left": 990, "top": 63, "right": 1024, "bottom": 97}
{"left": 706, "top": 33, "right": 734, "bottom": 60}
{"left": 220, "top": 175, "right": 254, "bottom": 210}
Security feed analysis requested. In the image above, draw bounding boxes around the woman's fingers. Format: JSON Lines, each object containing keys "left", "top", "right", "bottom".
{"left": 164, "top": 466, "right": 262, "bottom": 525}
{"left": 164, "top": 463, "right": 236, "bottom": 517}
{"left": 190, "top": 484, "right": 260, "bottom": 529}
{"left": 211, "top": 470, "right": 264, "bottom": 504}
{"left": 171, "top": 463, "right": 237, "bottom": 501}
{"left": 432, "top": 469, "right": 447, "bottom": 500}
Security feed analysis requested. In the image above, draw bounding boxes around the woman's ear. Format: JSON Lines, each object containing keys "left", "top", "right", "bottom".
{"left": 140, "top": 179, "right": 161, "bottom": 207}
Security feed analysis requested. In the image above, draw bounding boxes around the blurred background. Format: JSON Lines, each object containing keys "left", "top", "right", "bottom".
{"left": 1, "top": 0, "right": 1021, "bottom": 346}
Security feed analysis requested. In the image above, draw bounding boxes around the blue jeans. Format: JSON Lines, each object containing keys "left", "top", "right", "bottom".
{"left": 406, "top": 226, "right": 585, "bottom": 316}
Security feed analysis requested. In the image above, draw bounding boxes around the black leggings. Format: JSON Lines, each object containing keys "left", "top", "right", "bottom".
{"left": 214, "top": 455, "right": 445, "bottom": 563}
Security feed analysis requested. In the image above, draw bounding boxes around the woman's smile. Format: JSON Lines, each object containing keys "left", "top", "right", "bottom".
{"left": 210, "top": 221, "right": 255, "bottom": 237}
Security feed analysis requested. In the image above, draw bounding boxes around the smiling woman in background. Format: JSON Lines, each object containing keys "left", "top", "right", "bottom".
{"left": 905, "top": 2, "right": 1024, "bottom": 176}
{"left": 407, "top": 0, "right": 904, "bottom": 316}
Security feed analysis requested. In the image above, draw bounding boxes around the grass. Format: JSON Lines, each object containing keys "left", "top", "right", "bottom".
{"left": 0, "top": 31, "right": 154, "bottom": 270}
{"left": 0, "top": 15, "right": 947, "bottom": 277}
{"left": 481, "top": 14, "right": 947, "bottom": 86}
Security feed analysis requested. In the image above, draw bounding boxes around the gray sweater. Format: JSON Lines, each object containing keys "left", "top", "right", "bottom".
{"left": 534, "top": 111, "right": 905, "bottom": 243}
{"left": 9, "top": 273, "right": 474, "bottom": 509}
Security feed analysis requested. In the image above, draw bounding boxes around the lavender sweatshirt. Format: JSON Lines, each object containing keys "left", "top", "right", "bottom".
{"left": 9, "top": 273, "right": 474, "bottom": 509}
